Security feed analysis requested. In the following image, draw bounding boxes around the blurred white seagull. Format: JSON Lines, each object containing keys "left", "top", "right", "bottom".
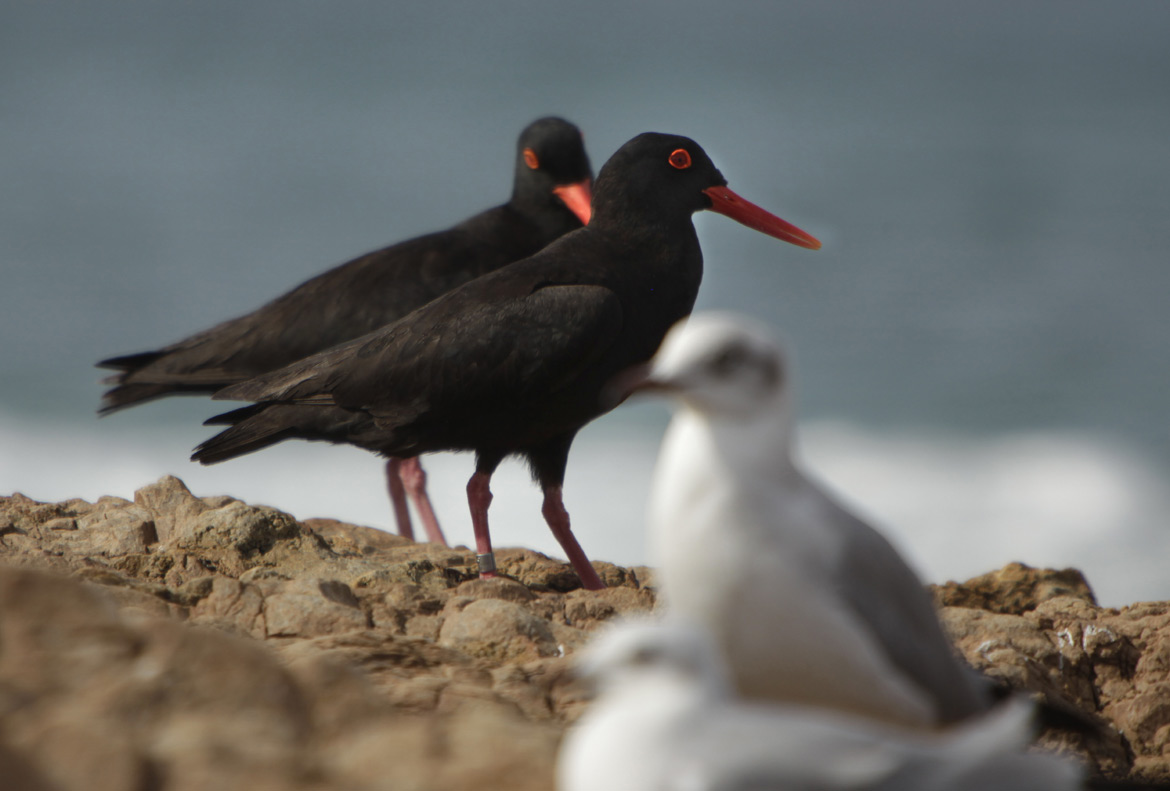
{"left": 623, "top": 312, "right": 990, "bottom": 728}
{"left": 557, "top": 618, "right": 1084, "bottom": 791}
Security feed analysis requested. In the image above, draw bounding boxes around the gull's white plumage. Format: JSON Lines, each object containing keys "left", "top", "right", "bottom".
{"left": 556, "top": 619, "right": 1083, "bottom": 791}
{"left": 640, "top": 313, "right": 991, "bottom": 728}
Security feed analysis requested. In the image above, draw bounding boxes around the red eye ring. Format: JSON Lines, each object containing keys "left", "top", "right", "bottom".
{"left": 523, "top": 148, "right": 540, "bottom": 170}
{"left": 668, "top": 148, "right": 692, "bottom": 169}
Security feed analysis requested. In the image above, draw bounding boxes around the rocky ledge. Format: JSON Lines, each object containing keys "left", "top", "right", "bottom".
{"left": 1, "top": 476, "right": 1168, "bottom": 790}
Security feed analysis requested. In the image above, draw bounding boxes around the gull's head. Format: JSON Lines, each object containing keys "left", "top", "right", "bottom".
{"left": 574, "top": 618, "right": 733, "bottom": 699}
{"left": 622, "top": 312, "right": 790, "bottom": 420}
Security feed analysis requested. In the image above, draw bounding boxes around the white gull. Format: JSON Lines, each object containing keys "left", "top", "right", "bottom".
{"left": 628, "top": 312, "right": 990, "bottom": 728}
{"left": 557, "top": 618, "right": 1082, "bottom": 791}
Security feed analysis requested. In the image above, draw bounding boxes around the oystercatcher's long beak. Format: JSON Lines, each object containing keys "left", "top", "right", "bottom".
{"left": 554, "top": 179, "right": 594, "bottom": 225}
{"left": 702, "top": 186, "right": 821, "bottom": 250}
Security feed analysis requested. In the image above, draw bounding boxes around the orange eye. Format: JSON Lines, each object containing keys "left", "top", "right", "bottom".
{"left": 668, "top": 148, "right": 692, "bottom": 169}
{"left": 523, "top": 148, "right": 540, "bottom": 169}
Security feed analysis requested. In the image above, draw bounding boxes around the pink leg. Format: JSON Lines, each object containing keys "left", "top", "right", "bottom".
{"left": 397, "top": 457, "right": 448, "bottom": 546}
{"left": 385, "top": 458, "right": 415, "bottom": 541}
{"left": 541, "top": 485, "right": 605, "bottom": 591}
{"left": 467, "top": 471, "right": 497, "bottom": 578}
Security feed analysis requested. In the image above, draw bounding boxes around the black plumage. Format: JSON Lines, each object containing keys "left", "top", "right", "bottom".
{"left": 98, "top": 117, "right": 594, "bottom": 543}
{"left": 193, "top": 132, "right": 821, "bottom": 590}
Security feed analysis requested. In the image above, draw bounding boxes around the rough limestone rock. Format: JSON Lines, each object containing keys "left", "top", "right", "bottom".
{"left": 939, "top": 572, "right": 1170, "bottom": 782}
{"left": 2, "top": 476, "right": 1169, "bottom": 789}
{"left": 933, "top": 561, "right": 1097, "bottom": 614}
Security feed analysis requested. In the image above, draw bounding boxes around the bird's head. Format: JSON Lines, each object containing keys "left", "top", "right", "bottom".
{"left": 620, "top": 312, "right": 792, "bottom": 421}
{"left": 573, "top": 618, "right": 733, "bottom": 700}
{"left": 513, "top": 116, "right": 594, "bottom": 225}
{"left": 592, "top": 132, "right": 820, "bottom": 249}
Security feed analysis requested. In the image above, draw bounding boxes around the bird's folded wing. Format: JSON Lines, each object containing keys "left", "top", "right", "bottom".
{"left": 211, "top": 282, "right": 624, "bottom": 419}
{"left": 351, "top": 283, "right": 625, "bottom": 420}
{"left": 665, "top": 699, "right": 1067, "bottom": 791}
{"left": 831, "top": 501, "right": 990, "bottom": 721}
{"left": 665, "top": 706, "right": 907, "bottom": 791}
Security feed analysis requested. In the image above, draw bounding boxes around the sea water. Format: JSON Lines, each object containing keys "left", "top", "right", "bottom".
{"left": 3, "top": 1, "right": 1168, "bottom": 607}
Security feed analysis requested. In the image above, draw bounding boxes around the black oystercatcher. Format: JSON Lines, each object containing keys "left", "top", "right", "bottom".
{"left": 192, "top": 132, "right": 821, "bottom": 590}
{"left": 98, "top": 117, "right": 594, "bottom": 545}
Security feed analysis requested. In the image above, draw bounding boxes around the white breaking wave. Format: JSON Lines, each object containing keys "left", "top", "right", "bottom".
{"left": 798, "top": 423, "right": 1170, "bottom": 607}
{"left": 1, "top": 412, "right": 1166, "bottom": 606}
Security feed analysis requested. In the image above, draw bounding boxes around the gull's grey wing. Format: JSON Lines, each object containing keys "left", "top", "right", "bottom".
{"left": 664, "top": 701, "right": 1077, "bottom": 791}
{"left": 664, "top": 706, "right": 907, "bottom": 791}
{"left": 822, "top": 491, "right": 991, "bottom": 723}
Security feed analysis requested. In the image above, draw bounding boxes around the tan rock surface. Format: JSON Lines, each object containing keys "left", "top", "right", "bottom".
{"left": 2, "top": 477, "right": 1169, "bottom": 788}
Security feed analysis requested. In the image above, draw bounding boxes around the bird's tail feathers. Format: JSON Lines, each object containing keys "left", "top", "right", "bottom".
{"left": 99, "top": 382, "right": 221, "bottom": 415}
{"left": 192, "top": 404, "right": 300, "bottom": 465}
{"left": 192, "top": 403, "right": 379, "bottom": 465}
{"left": 940, "top": 696, "right": 1039, "bottom": 758}
{"left": 918, "top": 699, "right": 1084, "bottom": 790}
{"left": 987, "top": 682, "right": 1105, "bottom": 739}
{"left": 97, "top": 350, "right": 166, "bottom": 373}
{"left": 99, "top": 383, "right": 177, "bottom": 415}
{"left": 202, "top": 403, "right": 270, "bottom": 426}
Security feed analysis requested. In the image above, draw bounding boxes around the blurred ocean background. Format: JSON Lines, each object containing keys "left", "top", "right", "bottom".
{"left": 3, "top": 1, "right": 1168, "bottom": 606}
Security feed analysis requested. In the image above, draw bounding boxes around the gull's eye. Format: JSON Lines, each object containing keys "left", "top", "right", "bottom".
{"left": 668, "top": 148, "right": 692, "bottom": 170}
{"left": 629, "top": 645, "right": 662, "bottom": 666}
{"left": 709, "top": 343, "right": 750, "bottom": 377}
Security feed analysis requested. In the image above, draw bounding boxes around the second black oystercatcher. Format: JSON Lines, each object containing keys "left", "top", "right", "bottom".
{"left": 192, "top": 132, "right": 821, "bottom": 590}
{"left": 98, "top": 117, "right": 594, "bottom": 545}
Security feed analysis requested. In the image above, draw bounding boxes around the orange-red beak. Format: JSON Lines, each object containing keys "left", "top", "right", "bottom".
{"left": 553, "top": 179, "right": 593, "bottom": 225}
{"left": 702, "top": 186, "right": 821, "bottom": 250}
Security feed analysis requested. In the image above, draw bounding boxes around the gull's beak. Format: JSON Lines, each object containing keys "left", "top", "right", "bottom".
{"left": 601, "top": 362, "right": 676, "bottom": 409}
